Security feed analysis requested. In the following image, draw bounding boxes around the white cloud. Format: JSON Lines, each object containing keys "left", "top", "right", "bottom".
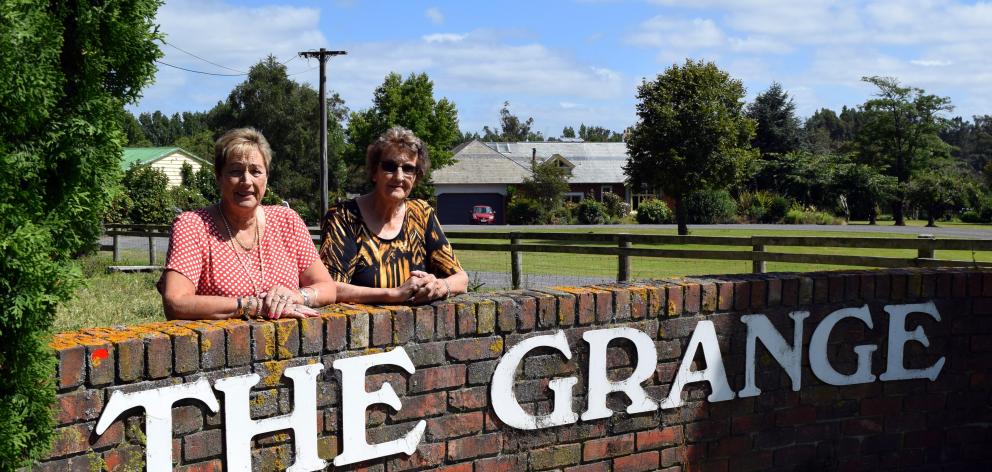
{"left": 422, "top": 33, "right": 465, "bottom": 43}
{"left": 425, "top": 7, "right": 444, "bottom": 25}
{"left": 910, "top": 59, "right": 953, "bottom": 67}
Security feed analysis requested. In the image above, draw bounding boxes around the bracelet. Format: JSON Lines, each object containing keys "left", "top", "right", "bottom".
{"left": 440, "top": 278, "right": 451, "bottom": 300}
{"left": 236, "top": 297, "right": 244, "bottom": 319}
{"left": 299, "top": 288, "right": 311, "bottom": 307}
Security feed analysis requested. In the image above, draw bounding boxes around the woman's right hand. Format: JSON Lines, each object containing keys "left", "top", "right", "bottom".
{"left": 391, "top": 275, "right": 428, "bottom": 303}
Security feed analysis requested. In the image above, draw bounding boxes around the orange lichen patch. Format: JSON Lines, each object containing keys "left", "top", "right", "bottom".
{"left": 627, "top": 286, "right": 649, "bottom": 299}
{"left": 50, "top": 332, "right": 111, "bottom": 350}
{"left": 323, "top": 304, "right": 373, "bottom": 318}
{"left": 257, "top": 360, "right": 290, "bottom": 387}
{"left": 142, "top": 321, "right": 196, "bottom": 338}
{"left": 489, "top": 338, "right": 505, "bottom": 354}
{"left": 210, "top": 319, "right": 250, "bottom": 329}
{"left": 551, "top": 286, "right": 597, "bottom": 295}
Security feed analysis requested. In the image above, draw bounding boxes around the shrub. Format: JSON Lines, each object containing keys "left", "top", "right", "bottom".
{"left": 122, "top": 164, "right": 174, "bottom": 224}
{"left": 508, "top": 198, "right": 542, "bottom": 225}
{"left": 575, "top": 199, "right": 609, "bottom": 224}
{"left": 763, "top": 194, "right": 791, "bottom": 223}
{"left": 783, "top": 208, "right": 844, "bottom": 225}
{"left": 547, "top": 205, "right": 573, "bottom": 225}
{"left": 602, "top": 192, "right": 630, "bottom": 218}
{"left": 636, "top": 199, "right": 673, "bottom": 224}
{"left": 684, "top": 189, "right": 737, "bottom": 224}
{"left": 169, "top": 185, "right": 208, "bottom": 213}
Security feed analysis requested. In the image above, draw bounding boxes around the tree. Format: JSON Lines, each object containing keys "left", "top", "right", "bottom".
{"left": 832, "top": 161, "right": 897, "bottom": 224}
{"left": 210, "top": 56, "right": 348, "bottom": 222}
{"left": 0, "top": 0, "right": 161, "bottom": 466}
{"left": 344, "top": 72, "right": 461, "bottom": 199}
{"left": 120, "top": 110, "right": 152, "bottom": 146}
{"left": 906, "top": 169, "right": 963, "bottom": 227}
{"left": 857, "top": 76, "right": 953, "bottom": 225}
{"left": 748, "top": 82, "right": 801, "bottom": 156}
{"left": 561, "top": 126, "right": 576, "bottom": 138}
{"left": 482, "top": 101, "right": 544, "bottom": 142}
{"left": 521, "top": 159, "right": 570, "bottom": 216}
{"left": 804, "top": 108, "right": 844, "bottom": 153}
{"left": 624, "top": 59, "right": 756, "bottom": 235}
{"left": 578, "top": 124, "right": 623, "bottom": 142}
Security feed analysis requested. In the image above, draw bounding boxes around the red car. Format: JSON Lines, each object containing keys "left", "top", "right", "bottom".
{"left": 471, "top": 205, "right": 495, "bottom": 224}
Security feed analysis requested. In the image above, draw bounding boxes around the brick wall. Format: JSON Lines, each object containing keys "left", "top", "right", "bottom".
{"left": 36, "top": 268, "right": 992, "bottom": 471}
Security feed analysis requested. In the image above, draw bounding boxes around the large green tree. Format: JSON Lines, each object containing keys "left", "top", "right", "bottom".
{"left": 210, "top": 56, "right": 348, "bottom": 222}
{"left": 624, "top": 59, "right": 756, "bottom": 235}
{"left": 481, "top": 101, "right": 544, "bottom": 142}
{"left": 0, "top": 0, "right": 161, "bottom": 467}
{"left": 747, "top": 82, "right": 802, "bottom": 156}
{"left": 857, "top": 76, "right": 952, "bottom": 225}
{"left": 344, "top": 72, "right": 461, "bottom": 197}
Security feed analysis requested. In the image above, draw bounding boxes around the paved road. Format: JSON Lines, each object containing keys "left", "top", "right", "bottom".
{"left": 446, "top": 223, "right": 992, "bottom": 239}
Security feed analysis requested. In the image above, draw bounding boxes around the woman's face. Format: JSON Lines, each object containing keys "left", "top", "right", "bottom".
{"left": 218, "top": 148, "right": 267, "bottom": 210}
{"left": 373, "top": 150, "right": 417, "bottom": 204}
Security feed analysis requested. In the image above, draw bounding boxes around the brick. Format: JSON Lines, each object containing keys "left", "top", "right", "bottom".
{"left": 388, "top": 442, "right": 445, "bottom": 471}
{"left": 891, "top": 272, "right": 907, "bottom": 300}
{"left": 781, "top": 277, "right": 799, "bottom": 306}
{"left": 183, "top": 428, "right": 223, "bottom": 461}
{"left": 666, "top": 285, "right": 684, "bottom": 316}
{"left": 535, "top": 292, "right": 558, "bottom": 327}
{"left": 56, "top": 345, "right": 85, "bottom": 389}
{"left": 457, "top": 302, "right": 477, "bottom": 335}
{"left": 845, "top": 274, "right": 861, "bottom": 301}
{"left": 613, "top": 451, "right": 660, "bottom": 472}
{"left": 175, "top": 459, "right": 223, "bottom": 472}
{"left": 476, "top": 454, "right": 524, "bottom": 472}
{"left": 449, "top": 386, "right": 488, "bottom": 411}
{"left": 299, "top": 317, "right": 323, "bottom": 354}
{"left": 776, "top": 405, "right": 816, "bottom": 426}
{"left": 447, "top": 432, "right": 502, "bottom": 460}
{"left": 113, "top": 337, "right": 145, "bottom": 382}
{"left": 250, "top": 321, "right": 276, "bottom": 361}
{"left": 637, "top": 427, "right": 683, "bottom": 450}
{"left": 86, "top": 342, "right": 115, "bottom": 386}
{"left": 324, "top": 314, "right": 347, "bottom": 351}
{"left": 767, "top": 278, "right": 782, "bottom": 307}
{"left": 102, "top": 444, "right": 144, "bottom": 471}
{"left": 683, "top": 283, "right": 701, "bottom": 313}
{"left": 446, "top": 336, "right": 504, "bottom": 361}
{"left": 594, "top": 289, "right": 613, "bottom": 322}
{"left": 409, "top": 364, "right": 466, "bottom": 393}
{"left": 860, "top": 397, "right": 902, "bottom": 416}
{"left": 437, "top": 464, "right": 472, "bottom": 472}
{"left": 173, "top": 405, "right": 203, "bottom": 434}
{"left": 711, "top": 435, "right": 751, "bottom": 457}
{"left": 576, "top": 291, "right": 595, "bottom": 325}
{"left": 952, "top": 273, "right": 968, "bottom": 297}
{"left": 467, "top": 360, "right": 498, "bottom": 385}
{"left": 860, "top": 274, "right": 876, "bottom": 300}
{"left": 517, "top": 295, "right": 538, "bottom": 330}
{"left": 55, "top": 389, "right": 103, "bottom": 425}
{"left": 434, "top": 302, "right": 457, "bottom": 339}
{"left": 876, "top": 273, "right": 892, "bottom": 299}
{"left": 46, "top": 423, "right": 92, "bottom": 458}
{"left": 391, "top": 306, "right": 415, "bottom": 344}
{"left": 798, "top": 277, "right": 813, "bottom": 304}
{"left": 223, "top": 321, "right": 251, "bottom": 367}
{"left": 684, "top": 419, "right": 729, "bottom": 441}
{"left": 750, "top": 280, "right": 766, "bottom": 310}
{"left": 371, "top": 308, "right": 393, "bottom": 347}
{"left": 813, "top": 277, "right": 829, "bottom": 303}
{"left": 774, "top": 445, "right": 815, "bottom": 467}
{"left": 192, "top": 325, "right": 226, "bottom": 370}
{"left": 529, "top": 443, "right": 581, "bottom": 470}
{"left": 829, "top": 275, "right": 845, "bottom": 303}
{"left": 733, "top": 281, "right": 749, "bottom": 311}
{"left": 427, "top": 411, "right": 483, "bottom": 440}
{"left": 273, "top": 318, "right": 300, "bottom": 359}
{"left": 717, "top": 281, "right": 734, "bottom": 311}
{"left": 392, "top": 391, "right": 447, "bottom": 420}
{"left": 496, "top": 297, "right": 520, "bottom": 333}
{"left": 349, "top": 311, "right": 370, "bottom": 348}
{"left": 413, "top": 306, "right": 435, "bottom": 341}
{"left": 565, "top": 462, "right": 610, "bottom": 472}
{"left": 700, "top": 283, "right": 718, "bottom": 312}
{"left": 584, "top": 434, "right": 634, "bottom": 461}
{"left": 556, "top": 292, "right": 577, "bottom": 326}
{"left": 407, "top": 341, "right": 446, "bottom": 366}
{"left": 477, "top": 300, "right": 497, "bottom": 334}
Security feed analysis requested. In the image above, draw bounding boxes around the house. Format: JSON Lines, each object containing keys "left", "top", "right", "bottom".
{"left": 433, "top": 139, "right": 652, "bottom": 224}
{"left": 122, "top": 147, "right": 211, "bottom": 188}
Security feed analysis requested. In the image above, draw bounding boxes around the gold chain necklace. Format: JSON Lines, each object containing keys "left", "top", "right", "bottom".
{"left": 219, "top": 206, "right": 264, "bottom": 296}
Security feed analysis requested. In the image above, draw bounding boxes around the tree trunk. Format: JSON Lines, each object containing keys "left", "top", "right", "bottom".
{"left": 675, "top": 194, "right": 689, "bottom": 235}
{"left": 927, "top": 207, "right": 937, "bottom": 228}
{"left": 893, "top": 200, "right": 905, "bottom": 226}
{"left": 868, "top": 205, "right": 877, "bottom": 225}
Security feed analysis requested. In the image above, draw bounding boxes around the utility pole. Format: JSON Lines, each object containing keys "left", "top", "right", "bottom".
{"left": 298, "top": 47, "right": 346, "bottom": 219}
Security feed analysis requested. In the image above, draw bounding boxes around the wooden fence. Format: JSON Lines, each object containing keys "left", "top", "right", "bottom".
{"left": 103, "top": 224, "right": 992, "bottom": 288}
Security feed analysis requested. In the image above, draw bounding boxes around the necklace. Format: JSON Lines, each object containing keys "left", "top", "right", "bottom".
{"left": 219, "top": 206, "right": 264, "bottom": 296}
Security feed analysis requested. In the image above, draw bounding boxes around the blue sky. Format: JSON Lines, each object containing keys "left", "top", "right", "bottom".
{"left": 137, "top": 0, "right": 992, "bottom": 138}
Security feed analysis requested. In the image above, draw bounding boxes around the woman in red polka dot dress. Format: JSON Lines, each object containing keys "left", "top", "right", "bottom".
{"left": 158, "top": 128, "right": 337, "bottom": 320}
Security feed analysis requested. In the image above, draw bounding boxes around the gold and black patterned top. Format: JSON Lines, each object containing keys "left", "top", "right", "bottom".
{"left": 319, "top": 198, "right": 462, "bottom": 288}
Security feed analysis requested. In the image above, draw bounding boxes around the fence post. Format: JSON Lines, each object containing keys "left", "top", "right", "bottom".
{"left": 112, "top": 234, "right": 120, "bottom": 263}
{"left": 510, "top": 232, "right": 522, "bottom": 290}
{"left": 617, "top": 235, "right": 631, "bottom": 282}
{"left": 917, "top": 234, "right": 935, "bottom": 264}
{"left": 148, "top": 236, "right": 155, "bottom": 265}
{"left": 752, "top": 238, "right": 766, "bottom": 274}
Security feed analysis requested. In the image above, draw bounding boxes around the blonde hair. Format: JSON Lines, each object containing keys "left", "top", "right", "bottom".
{"left": 214, "top": 127, "right": 273, "bottom": 175}
{"left": 365, "top": 126, "right": 429, "bottom": 182}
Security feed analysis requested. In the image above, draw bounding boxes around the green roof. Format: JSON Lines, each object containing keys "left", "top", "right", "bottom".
{"left": 121, "top": 147, "right": 210, "bottom": 170}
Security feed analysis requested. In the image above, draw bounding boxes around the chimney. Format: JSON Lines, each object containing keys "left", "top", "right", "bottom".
{"left": 531, "top": 147, "right": 537, "bottom": 166}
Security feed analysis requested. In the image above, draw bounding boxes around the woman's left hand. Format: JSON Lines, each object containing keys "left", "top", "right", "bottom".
{"left": 261, "top": 285, "right": 304, "bottom": 319}
{"left": 410, "top": 271, "right": 447, "bottom": 303}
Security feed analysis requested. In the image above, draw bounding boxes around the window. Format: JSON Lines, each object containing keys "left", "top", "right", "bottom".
{"left": 565, "top": 192, "right": 584, "bottom": 203}
{"left": 600, "top": 185, "right": 613, "bottom": 200}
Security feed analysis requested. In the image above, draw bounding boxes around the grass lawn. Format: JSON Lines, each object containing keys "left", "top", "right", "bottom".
{"left": 56, "top": 224, "right": 992, "bottom": 331}
{"left": 54, "top": 250, "right": 164, "bottom": 332}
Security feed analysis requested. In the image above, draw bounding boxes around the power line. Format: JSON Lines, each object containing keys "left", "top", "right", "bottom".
{"left": 155, "top": 60, "right": 246, "bottom": 76}
{"left": 161, "top": 39, "right": 247, "bottom": 74}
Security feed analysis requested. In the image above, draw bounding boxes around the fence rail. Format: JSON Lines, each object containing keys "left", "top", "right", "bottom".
{"left": 102, "top": 225, "right": 992, "bottom": 288}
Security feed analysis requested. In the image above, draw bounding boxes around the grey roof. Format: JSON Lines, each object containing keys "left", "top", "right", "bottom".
{"left": 433, "top": 140, "right": 628, "bottom": 185}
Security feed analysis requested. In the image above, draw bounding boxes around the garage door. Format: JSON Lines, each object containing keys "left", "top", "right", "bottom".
{"left": 437, "top": 193, "right": 505, "bottom": 225}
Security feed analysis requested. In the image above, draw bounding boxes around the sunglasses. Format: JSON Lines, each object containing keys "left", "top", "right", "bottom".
{"left": 379, "top": 160, "right": 418, "bottom": 176}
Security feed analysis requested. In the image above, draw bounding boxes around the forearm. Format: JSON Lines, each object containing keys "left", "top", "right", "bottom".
{"left": 442, "top": 270, "right": 469, "bottom": 297}
{"left": 300, "top": 281, "right": 337, "bottom": 307}
{"left": 164, "top": 294, "right": 245, "bottom": 320}
{"left": 334, "top": 282, "right": 400, "bottom": 305}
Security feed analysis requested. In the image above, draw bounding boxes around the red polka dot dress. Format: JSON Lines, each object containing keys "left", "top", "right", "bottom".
{"left": 165, "top": 206, "right": 318, "bottom": 296}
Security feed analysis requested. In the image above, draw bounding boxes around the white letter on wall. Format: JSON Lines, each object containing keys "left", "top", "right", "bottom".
{"left": 214, "top": 364, "right": 325, "bottom": 472}
{"left": 332, "top": 348, "right": 425, "bottom": 466}
{"left": 582, "top": 327, "right": 659, "bottom": 420}
{"left": 739, "top": 311, "right": 810, "bottom": 397}
{"left": 491, "top": 331, "right": 578, "bottom": 429}
{"left": 660, "top": 320, "right": 735, "bottom": 409}
{"left": 95, "top": 378, "right": 219, "bottom": 472}
{"left": 809, "top": 305, "right": 877, "bottom": 386}
{"left": 880, "top": 301, "right": 945, "bottom": 381}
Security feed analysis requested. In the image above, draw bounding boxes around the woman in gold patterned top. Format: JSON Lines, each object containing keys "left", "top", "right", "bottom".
{"left": 319, "top": 126, "right": 468, "bottom": 304}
